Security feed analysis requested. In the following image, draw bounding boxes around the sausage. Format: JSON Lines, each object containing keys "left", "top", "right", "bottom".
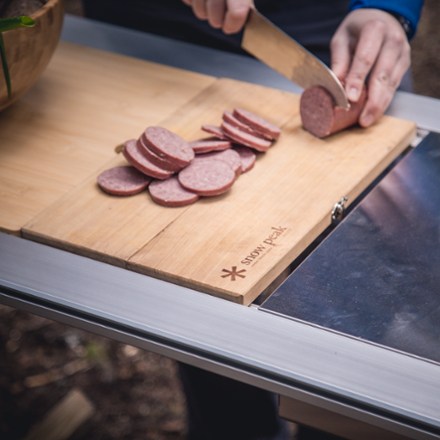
{"left": 233, "top": 108, "right": 281, "bottom": 140}
{"left": 300, "top": 86, "right": 367, "bottom": 138}
{"left": 195, "top": 149, "right": 242, "bottom": 176}
{"left": 137, "top": 137, "right": 183, "bottom": 172}
{"left": 222, "top": 111, "right": 270, "bottom": 140}
{"left": 234, "top": 146, "right": 257, "bottom": 173}
{"left": 123, "top": 139, "right": 174, "bottom": 180}
{"left": 142, "top": 126, "right": 194, "bottom": 168}
{"left": 221, "top": 121, "right": 272, "bottom": 152}
{"left": 201, "top": 124, "right": 228, "bottom": 140}
{"left": 189, "top": 139, "right": 232, "bottom": 154}
{"left": 104, "top": 110, "right": 281, "bottom": 205}
{"left": 178, "top": 159, "right": 236, "bottom": 197}
{"left": 148, "top": 176, "right": 199, "bottom": 207}
{"left": 97, "top": 165, "right": 151, "bottom": 196}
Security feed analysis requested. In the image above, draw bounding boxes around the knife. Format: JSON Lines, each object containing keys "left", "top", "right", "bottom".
{"left": 242, "top": 8, "right": 349, "bottom": 109}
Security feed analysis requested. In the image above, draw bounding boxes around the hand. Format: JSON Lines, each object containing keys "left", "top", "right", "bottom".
{"left": 181, "top": 0, "right": 252, "bottom": 34}
{"left": 330, "top": 9, "right": 411, "bottom": 127}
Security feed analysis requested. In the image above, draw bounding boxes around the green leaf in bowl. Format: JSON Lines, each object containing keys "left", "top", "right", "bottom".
{"left": 0, "top": 16, "right": 36, "bottom": 32}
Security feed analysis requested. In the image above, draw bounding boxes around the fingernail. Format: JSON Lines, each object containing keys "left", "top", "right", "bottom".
{"left": 348, "top": 87, "right": 359, "bottom": 102}
{"left": 361, "top": 112, "right": 374, "bottom": 127}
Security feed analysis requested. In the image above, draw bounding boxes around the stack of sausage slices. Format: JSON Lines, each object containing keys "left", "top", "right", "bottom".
{"left": 97, "top": 108, "right": 281, "bottom": 207}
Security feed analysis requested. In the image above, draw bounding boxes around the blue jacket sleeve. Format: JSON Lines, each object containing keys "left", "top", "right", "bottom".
{"left": 349, "top": 0, "right": 424, "bottom": 39}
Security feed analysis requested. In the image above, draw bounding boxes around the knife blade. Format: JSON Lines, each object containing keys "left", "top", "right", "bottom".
{"left": 242, "top": 9, "right": 349, "bottom": 109}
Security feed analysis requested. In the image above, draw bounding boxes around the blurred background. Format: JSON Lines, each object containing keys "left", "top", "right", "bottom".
{"left": 1, "top": 1, "right": 439, "bottom": 440}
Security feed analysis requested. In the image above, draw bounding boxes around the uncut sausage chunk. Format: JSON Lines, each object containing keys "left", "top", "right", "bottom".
{"left": 123, "top": 139, "right": 174, "bottom": 180}
{"left": 142, "top": 126, "right": 194, "bottom": 168}
{"left": 233, "top": 108, "right": 281, "bottom": 140}
{"left": 300, "top": 86, "right": 367, "bottom": 138}
{"left": 97, "top": 165, "right": 151, "bottom": 196}
{"left": 149, "top": 176, "right": 199, "bottom": 207}
{"left": 221, "top": 121, "right": 272, "bottom": 152}
{"left": 178, "top": 159, "right": 236, "bottom": 197}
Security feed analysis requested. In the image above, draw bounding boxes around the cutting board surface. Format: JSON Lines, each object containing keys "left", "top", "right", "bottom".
{"left": 0, "top": 42, "right": 215, "bottom": 233}
{"left": 23, "top": 76, "right": 416, "bottom": 304}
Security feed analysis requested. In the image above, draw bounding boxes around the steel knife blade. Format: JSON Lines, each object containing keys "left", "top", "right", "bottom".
{"left": 242, "top": 9, "right": 349, "bottom": 109}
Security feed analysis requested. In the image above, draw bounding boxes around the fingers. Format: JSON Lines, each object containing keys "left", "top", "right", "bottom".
{"left": 330, "top": 25, "right": 353, "bottom": 81}
{"left": 360, "top": 35, "right": 410, "bottom": 126}
{"left": 206, "top": 0, "right": 226, "bottom": 29}
{"left": 223, "top": 0, "right": 252, "bottom": 34}
{"left": 182, "top": 0, "right": 251, "bottom": 34}
{"left": 344, "top": 19, "right": 386, "bottom": 102}
{"left": 192, "top": 0, "right": 208, "bottom": 20}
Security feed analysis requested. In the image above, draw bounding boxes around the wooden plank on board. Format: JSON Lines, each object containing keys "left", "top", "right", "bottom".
{"left": 0, "top": 41, "right": 215, "bottom": 233}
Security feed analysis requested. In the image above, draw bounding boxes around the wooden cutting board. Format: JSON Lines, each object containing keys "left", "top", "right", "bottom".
{"left": 23, "top": 76, "right": 416, "bottom": 305}
{"left": 0, "top": 41, "right": 215, "bottom": 234}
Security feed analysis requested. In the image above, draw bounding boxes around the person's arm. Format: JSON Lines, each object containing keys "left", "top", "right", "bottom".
{"left": 349, "top": 0, "right": 424, "bottom": 39}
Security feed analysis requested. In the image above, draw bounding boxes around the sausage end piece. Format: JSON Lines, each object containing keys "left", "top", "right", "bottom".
{"left": 300, "top": 86, "right": 367, "bottom": 138}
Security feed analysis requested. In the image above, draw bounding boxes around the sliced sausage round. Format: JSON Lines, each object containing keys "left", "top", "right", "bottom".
{"left": 201, "top": 124, "right": 228, "bottom": 140}
{"left": 149, "top": 176, "right": 199, "bottom": 207}
{"left": 195, "top": 149, "right": 242, "bottom": 176}
{"left": 234, "top": 146, "right": 257, "bottom": 173}
{"left": 137, "top": 137, "right": 183, "bottom": 172}
{"left": 123, "top": 139, "right": 174, "bottom": 180}
{"left": 233, "top": 108, "right": 281, "bottom": 140}
{"left": 142, "top": 126, "right": 194, "bottom": 168}
{"left": 221, "top": 121, "right": 272, "bottom": 152}
{"left": 97, "top": 165, "right": 151, "bottom": 196}
{"left": 190, "top": 139, "right": 232, "bottom": 154}
{"left": 178, "top": 159, "right": 236, "bottom": 197}
{"left": 300, "top": 86, "right": 367, "bottom": 138}
{"left": 222, "top": 111, "right": 270, "bottom": 140}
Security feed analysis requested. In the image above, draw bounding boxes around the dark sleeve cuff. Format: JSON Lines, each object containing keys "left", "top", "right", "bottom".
{"left": 349, "top": 0, "right": 424, "bottom": 39}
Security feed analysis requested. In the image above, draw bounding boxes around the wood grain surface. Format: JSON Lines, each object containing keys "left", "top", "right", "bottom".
{"left": 22, "top": 76, "right": 416, "bottom": 304}
{"left": 0, "top": 41, "right": 215, "bottom": 233}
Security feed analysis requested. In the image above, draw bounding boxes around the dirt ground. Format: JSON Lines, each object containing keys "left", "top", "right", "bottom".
{"left": 1, "top": 1, "right": 439, "bottom": 439}
{"left": 0, "top": 305, "right": 188, "bottom": 440}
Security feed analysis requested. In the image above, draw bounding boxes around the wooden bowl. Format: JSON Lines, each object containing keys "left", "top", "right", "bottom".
{"left": 0, "top": 0, "right": 64, "bottom": 111}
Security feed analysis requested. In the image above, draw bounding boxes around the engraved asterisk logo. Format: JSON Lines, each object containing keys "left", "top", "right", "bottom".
{"left": 221, "top": 266, "right": 246, "bottom": 281}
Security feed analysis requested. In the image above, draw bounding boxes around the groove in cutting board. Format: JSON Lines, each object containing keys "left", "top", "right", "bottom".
{"left": 23, "top": 77, "right": 416, "bottom": 304}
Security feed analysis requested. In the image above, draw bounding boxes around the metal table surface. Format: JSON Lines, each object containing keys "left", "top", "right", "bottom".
{"left": 1, "top": 15, "right": 440, "bottom": 439}
{"left": 261, "top": 131, "right": 440, "bottom": 365}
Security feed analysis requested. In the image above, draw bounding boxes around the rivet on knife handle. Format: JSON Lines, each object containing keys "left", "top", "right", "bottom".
{"left": 242, "top": 9, "right": 349, "bottom": 109}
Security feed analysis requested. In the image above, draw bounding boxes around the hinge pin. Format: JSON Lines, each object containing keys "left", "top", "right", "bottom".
{"left": 331, "top": 196, "right": 348, "bottom": 223}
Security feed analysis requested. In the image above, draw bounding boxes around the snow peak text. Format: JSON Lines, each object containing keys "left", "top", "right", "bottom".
{"left": 241, "top": 226, "right": 288, "bottom": 266}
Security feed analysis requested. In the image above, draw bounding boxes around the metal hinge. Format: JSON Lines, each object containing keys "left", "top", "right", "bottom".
{"left": 331, "top": 196, "right": 348, "bottom": 223}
